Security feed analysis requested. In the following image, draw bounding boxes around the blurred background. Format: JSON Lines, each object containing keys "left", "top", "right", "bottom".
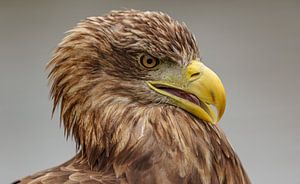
{"left": 0, "top": 0, "right": 299, "bottom": 183}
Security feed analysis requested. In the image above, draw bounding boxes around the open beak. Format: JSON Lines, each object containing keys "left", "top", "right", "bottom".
{"left": 147, "top": 60, "right": 226, "bottom": 125}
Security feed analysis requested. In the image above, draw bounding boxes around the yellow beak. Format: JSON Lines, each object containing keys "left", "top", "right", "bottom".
{"left": 147, "top": 60, "right": 226, "bottom": 125}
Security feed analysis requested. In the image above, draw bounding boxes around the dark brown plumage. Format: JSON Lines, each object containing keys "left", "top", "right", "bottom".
{"left": 16, "top": 10, "right": 251, "bottom": 184}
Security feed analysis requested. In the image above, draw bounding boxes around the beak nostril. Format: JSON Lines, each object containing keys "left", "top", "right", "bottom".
{"left": 190, "top": 72, "right": 200, "bottom": 79}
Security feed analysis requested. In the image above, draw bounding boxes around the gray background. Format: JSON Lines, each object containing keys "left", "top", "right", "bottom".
{"left": 0, "top": 0, "right": 299, "bottom": 183}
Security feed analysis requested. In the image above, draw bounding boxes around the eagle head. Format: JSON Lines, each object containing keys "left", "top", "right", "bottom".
{"left": 48, "top": 10, "right": 226, "bottom": 168}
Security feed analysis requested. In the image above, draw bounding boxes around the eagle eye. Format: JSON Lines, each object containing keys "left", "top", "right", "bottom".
{"left": 139, "top": 54, "right": 160, "bottom": 69}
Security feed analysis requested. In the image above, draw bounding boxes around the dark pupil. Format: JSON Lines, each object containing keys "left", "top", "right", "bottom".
{"left": 146, "top": 58, "right": 153, "bottom": 64}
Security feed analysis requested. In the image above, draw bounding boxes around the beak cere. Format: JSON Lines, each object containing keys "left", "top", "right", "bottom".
{"left": 147, "top": 60, "right": 226, "bottom": 125}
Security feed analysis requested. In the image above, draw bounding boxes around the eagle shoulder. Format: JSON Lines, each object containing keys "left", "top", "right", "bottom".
{"left": 15, "top": 156, "right": 118, "bottom": 184}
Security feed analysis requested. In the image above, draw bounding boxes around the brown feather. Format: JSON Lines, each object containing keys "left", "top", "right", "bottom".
{"left": 17, "top": 10, "right": 250, "bottom": 184}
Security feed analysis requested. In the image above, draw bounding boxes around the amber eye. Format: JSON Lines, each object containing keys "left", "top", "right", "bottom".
{"left": 139, "top": 55, "right": 160, "bottom": 69}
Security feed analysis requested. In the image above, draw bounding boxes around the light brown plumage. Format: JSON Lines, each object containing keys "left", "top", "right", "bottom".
{"left": 16, "top": 10, "right": 251, "bottom": 184}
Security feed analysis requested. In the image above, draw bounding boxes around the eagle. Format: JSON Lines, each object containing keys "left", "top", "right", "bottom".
{"left": 16, "top": 10, "right": 250, "bottom": 184}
